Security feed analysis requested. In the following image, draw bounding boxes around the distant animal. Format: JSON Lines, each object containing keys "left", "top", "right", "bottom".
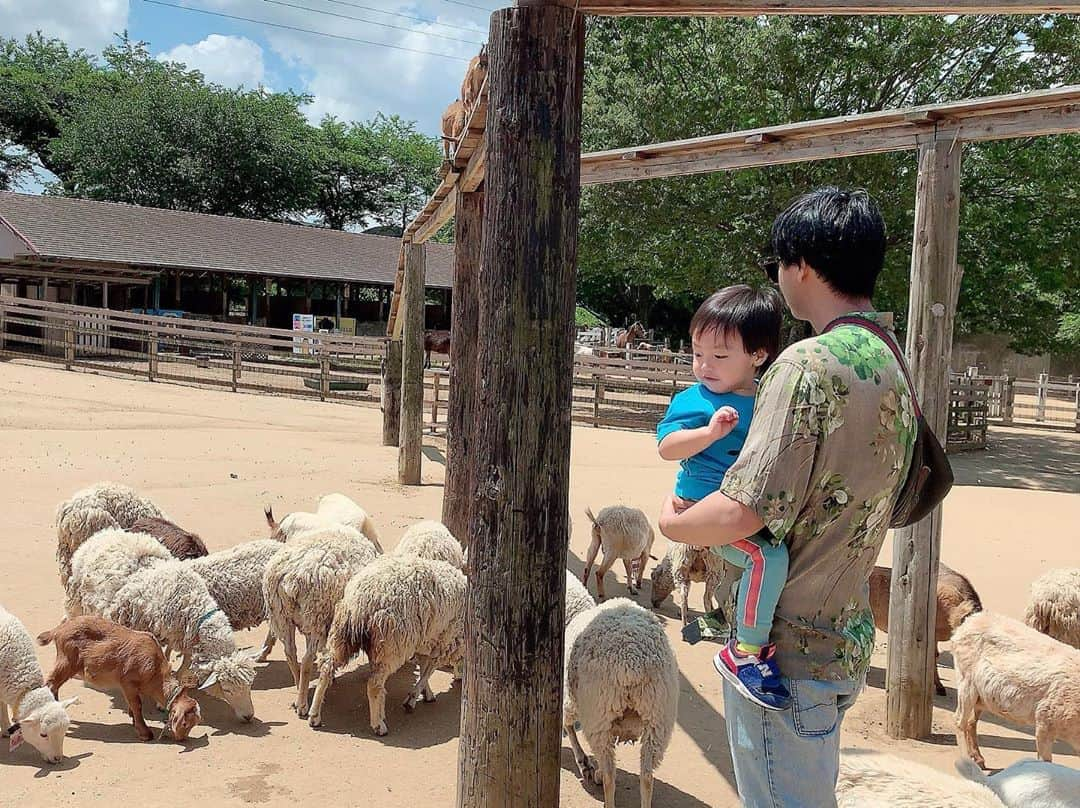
{"left": 614, "top": 322, "right": 646, "bottom": 350}
{"left": 440, "top": 101, "right": 466, "bottom": 160}
{"left": 460, "top": 51, "right": 487, "bottom": 110}
{"left": 424, "top": 330, "right": 451, "bottom": 368}
{"left": 583, "top": 506, "right": 655, "bottom": 600}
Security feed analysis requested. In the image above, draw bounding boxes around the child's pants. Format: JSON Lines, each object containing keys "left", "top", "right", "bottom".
{"left": 717, "top": 531, "right": 789, "bottom": 648}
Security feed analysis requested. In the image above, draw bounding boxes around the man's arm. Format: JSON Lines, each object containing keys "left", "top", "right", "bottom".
{"left": 658, "top": 490, "right": 763, "bottom": 546}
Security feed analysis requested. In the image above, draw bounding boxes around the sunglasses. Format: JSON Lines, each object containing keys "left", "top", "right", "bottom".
{"left": 759, "top": 256, "right": 780, "bottom": 284}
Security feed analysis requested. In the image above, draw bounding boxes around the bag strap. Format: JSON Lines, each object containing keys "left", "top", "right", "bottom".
{"left": 824, "top": 315, "right": 923, "bottom": 418}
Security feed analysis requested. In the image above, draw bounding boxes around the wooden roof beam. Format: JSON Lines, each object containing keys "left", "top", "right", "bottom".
{"left": 413, "top": 188, "right": 458, "bottom": 244}
{"left": 578, "top": 1, "right": 1080, "bottom": 15}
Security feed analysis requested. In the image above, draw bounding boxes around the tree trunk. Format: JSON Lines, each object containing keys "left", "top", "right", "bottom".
{"left": 886, "top": 133, "right": 962, "bottom": 740}
{"left": 442, "top": 188, "right": 484, "bottom": 545}
{"left": 398, "top": 241, "right": 426, "bottom": 485}
{"left": 456, "top": 8, "right": 584, "bottom": 808}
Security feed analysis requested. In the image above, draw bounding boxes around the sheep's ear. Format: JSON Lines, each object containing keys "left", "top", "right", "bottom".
{"left": 58, "top": 696, "right": 79, "bottom": 710}
{"left": 198, "top": 672, "right": 220, "bottom": 691}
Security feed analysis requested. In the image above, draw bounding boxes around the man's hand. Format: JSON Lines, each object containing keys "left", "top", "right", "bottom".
{"left": 707, "top": 405, "right": 739, "bottom": 440}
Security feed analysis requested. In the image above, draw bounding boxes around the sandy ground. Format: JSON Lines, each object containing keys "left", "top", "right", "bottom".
{"left": 1, "top": 359, "right": 1078, "bottom": 807}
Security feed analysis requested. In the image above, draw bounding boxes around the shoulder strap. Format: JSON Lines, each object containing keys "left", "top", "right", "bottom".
{"left": 824, "top": 316, "right": 923, "bottom": 418}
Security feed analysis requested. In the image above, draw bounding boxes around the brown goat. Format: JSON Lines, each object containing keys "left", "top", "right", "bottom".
{"left": 460, "top": 52, "right": 487, "bottom": 110}
{"left": 130, "top": 516, "right": 208, "bottom": 560}
{"left": 869, "top": 563, "right": 982, "bottom": 696}
{"left": 38, "top": 616, "right": 201, "bottom": 741}
{"left": 440, "top": 100, "right": 466, "bottom": 160}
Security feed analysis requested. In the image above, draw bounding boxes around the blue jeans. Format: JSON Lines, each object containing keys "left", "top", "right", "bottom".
{"left": 723, "top": 675, "right": 864, "bottom": 807}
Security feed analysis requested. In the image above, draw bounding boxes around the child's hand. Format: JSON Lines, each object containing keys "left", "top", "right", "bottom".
{"left": 707, "top": 405, "right": 739, "bottom": 440}
{"left": 671, "top": 494, "right": 692, "bottom": 514}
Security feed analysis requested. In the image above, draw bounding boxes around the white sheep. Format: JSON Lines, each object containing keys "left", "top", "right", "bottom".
{"left": 583, "top": 506, "right": 655, "bottom": 600}
{"left": 262, "top": 525, "right": 380, "bottom": 718}
{"left": 264, "top": 493, "right": 383, "bottom": 552}
{"left": 952, "top": 611, "right": 1080, "bottom": 768}
{"left": 1025, "top": 568, "right": 1080, "bottom": 650}
{"left": 563, "top": 597, "right": 678, "bottom": 808}
{"left": 393, "top": 520, "right": 465, "bottom": 569}
{"left": 956, "top": 756, "right": 1080, "bottom": 808}
{"left": 308, "top": 554, "right": 467, "bottom": 736}
{"left": 56, "top": 481, "right": 166, "bottom": 585}
{"left": 836, "top": 751, "right": 1005, "bottom": 807}
{"left": 648, "top": 541, "right": 735, "bottom": 624}
{"left": 565, "top": 568, "right": 597, "bottom": 627}
{"left": 66, "top": 530, "right": 258, "bottom": 721}
{"left": 0, "top": 604, "right": 78, "bottom": 764}
{"left": 188, "top": 539, "right": 285, "bottom": 663}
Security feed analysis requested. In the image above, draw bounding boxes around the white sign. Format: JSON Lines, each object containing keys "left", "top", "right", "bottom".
{"left": 292, "top": 313, "right": 315, "bottom": 355}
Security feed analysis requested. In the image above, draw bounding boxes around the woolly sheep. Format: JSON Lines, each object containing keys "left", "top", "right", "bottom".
{"left": 393, "top": 520, "right": 465, "bottom": 569}
{"left": 265, "top": 494, "right": 383, "bottom": 552}
{"left": 956, "top": 756, "right": 1080, "bottom": 808}
{"left": 188, "top": 539, "right": 285, "bottom": 663}
{"left": 583, "top": 506, "right": 655, "bottom": 600}
{"left": 952, "top": 611, "right": 1080, "bottom": 768}
{"left": 649, "top": 541, "right": 735, "bottom": 625}
{"left": 56, "top": 481, "right": 166, "bottom": 585}
{"left": 67, "top": 530, "right": 258, "bottom": 721}
{"left": 565, "top": 569, "right": 597, "bottom": 627}
{"left": 0, "top": 604, "right": 78, "bottom": 764}
{"left": 836, "top": 751, "right": 1005, "bottom": 808}
{"left": 563, "top": 598, "right": 678, "bottom": 808}
{"left": 262, "top": 526, "right": 380, "bottom": 718}
{"left": 1025, "top": 568, "right": 1080, "bottom": 650}
{"left": 308, "top": 554, "right": 467, "bottom": 736}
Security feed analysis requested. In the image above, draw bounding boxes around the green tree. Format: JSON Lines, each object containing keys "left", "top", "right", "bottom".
{"left": 369, "top": 114, "right": 442, "bottom": 233}
{"left": 311, "top": 116, "right": 388, "bottom": 230}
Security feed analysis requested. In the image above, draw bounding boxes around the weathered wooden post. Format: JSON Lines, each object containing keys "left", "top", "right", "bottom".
{"left": 64, "top": 323, "right": 75, "bottom": 370}
{"left": 232, "top": 341, "right": 241, "bottom": 392}
{"left": 457, "top": 7, "right": 584, "bottom": 808}
{"left": 1001, "top": 375, "right": 1014, "bottom": 424}
{"left": 382, "top": 339, "right": 402, "bottom": 446}
{"left": 593, "top": 373, "right": 604, "bottom": 427}
{"left": 442, "top": 188, "right": 484, "bottom": 545}
{"left": 430, "top": 371, "right": 441, "bottom": 433}
{"left": 148, "top": 329, "right": 158, "bottom": 382}
{"left": 1036, "top": 371, "right": 1048, "bottom": 422}
{"left": 0, "top": 299, "right": 6, "bottom": 352}
{"left": 886, "top": 132, "right": 962, "bottom": 740}
{"left": 398, "top": 241, "right": 426, "bottom": 485}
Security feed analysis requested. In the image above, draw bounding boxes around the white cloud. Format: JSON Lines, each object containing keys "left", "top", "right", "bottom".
{"left": 0, "top": 0, "right": 129, "bottom": 53}
{"left": 158, "top": 34, "right": 266, "bottom": 89}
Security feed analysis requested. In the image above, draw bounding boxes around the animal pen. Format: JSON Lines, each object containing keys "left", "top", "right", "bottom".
{"left": 373, "top": 3, "right": 1080, "bottom": 805}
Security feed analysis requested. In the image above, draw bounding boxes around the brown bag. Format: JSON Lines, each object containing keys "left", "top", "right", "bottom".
{"left": 826, "top": 316, "right": 954, "bottom": 528}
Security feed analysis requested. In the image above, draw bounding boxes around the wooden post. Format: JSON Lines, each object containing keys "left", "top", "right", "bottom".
{"left": 382, "top": 340, "right": 402, "bottom": 446}
{"left": 335, "top": 284, "right": 343, "bottom": 330}
{"left": 320, "top": 351, "right": 330, "bottom": 402}
{"left": 457, "top": 8, "right": 583, "bottom": 808}
{"left": 174, "top": 270, "right": 182, "bottom": 305}
{"left": 1002, "top": 375, "right": 1014, "bottom": 424}
{"left": 886, "top": 133, "right": 962, "bottom": 740}
{"left": 442, "top": 188, "right": 484, "bottom": 544}
{"left": 148, "top": 329, "right": 158, "bottom": 381}
{"left": 593, "top": 374, "right": 604, "bottom": 427}
{"left": 64, "top": 323, "right": 75, "bottom": 370}
{"left": 264, "top": 277, "right": 272, "bottom": 327}
{"left": 398, "top": 242, "right": 426, "bottom": 484}
{"left": 1036, "top": 371, "right": 1048, "bottom": 422}
{"left": 0, "top": 300, "right": 6, "bottom": 352}
{"left": 232, "top": 341, "right": 241, "bottom": 392}
{"left": 431, "top": 372, "right": 441, "bottom": 433}
{"left": 1073, "top": 384, "right": 1080, "bottom": 433}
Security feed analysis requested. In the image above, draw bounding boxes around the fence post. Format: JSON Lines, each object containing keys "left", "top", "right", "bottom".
{"left": 1001, "top": 376, "right": 1014, "bottom": 424}
{"left": 593, "top": 374, "right": 604, "bottom": 427}
{"left": 1074, "top": 384, "right": 1080, "bottom": 433}
{"left": 0, "top": 301, "right": 5, "bottom": 352}
{"left": 64, "top": 323, "right": 75, "bottom": 370}
{"left": 382, "top": 340, "right": 402, "bottom": 446}
{"left": 232, "top": 341, "right": 241, "bottom": 392}
{"left": 431, "top": 372, "right": 441, "bottom": 434}
{"left": 1036, "top": 372, "right": 1048, "bottom": 422}
{"left": 319, "top": 350, "right": 330, "bottom": 402}
{"left": 148, "top": 329, "right": 158, "bottom": 381}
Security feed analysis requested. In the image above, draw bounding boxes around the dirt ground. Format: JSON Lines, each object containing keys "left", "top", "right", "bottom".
{"left": 2, "top": 359, "right": 1078, "bottom": 807}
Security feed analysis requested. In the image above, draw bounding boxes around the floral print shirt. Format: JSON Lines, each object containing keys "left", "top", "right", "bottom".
{"left": 719, "top": 312, "right": 916, "bottom": 682}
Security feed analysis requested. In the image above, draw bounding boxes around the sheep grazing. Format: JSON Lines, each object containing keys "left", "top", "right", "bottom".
{"left": 67, "top": 530, "right": 258, "bottom": 721}
{"left": 563, "top": 598, "right": 678, "bottom": 808}
{"left": 38, "top": 615, "right": 201, "bottom": 742}
{"left": 265, "top": 493, "right": 383, "bottom": 552}
{"left": 0, "top": 604, "right": 77, "bottom": 764}
{"left": 956, "top": 756, "right": 1080, "bottom": 808}
{"left": 188, "top": 539, "right": 286, "bottom": 663}
{"left": 130, "top": 515, "right": 209, "bottom": 560}
{"left": 583, "top": 506, "right": 655, "bottom": 600}
{"left": 393, "top": 520, "right": 465, "bottom": 569}
{"left": 460, "top": 52, "right": 487, "bottom": 110}
{"left": 836, "top": 751, "right": 1005, "bottom": 808}
{"left": 1025, "top": 567, "right": 1080, "bottom": 650}
{"left": 951, "top": 611, "right": 1080, "bottom": 768}
{"left": 869, "top": 562, "right": 982, "bottom": 696}
{"left": 440, "top": 100, "right": 466, "bottom": 160}
{"left": 308, "top": 554, "right": 468, "bottom": 736}
{"left": 56, "top": 481, "right": 167, "bottom": 585}
{"left": 649, "top": 541, "right": 732, "bottom": 625}
{"left": 262, "top": 526, "right": 380, "bottom": 718}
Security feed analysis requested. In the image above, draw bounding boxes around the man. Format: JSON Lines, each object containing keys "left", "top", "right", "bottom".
{"left": 659, "top": 187, "right": 916, "bottom": 807}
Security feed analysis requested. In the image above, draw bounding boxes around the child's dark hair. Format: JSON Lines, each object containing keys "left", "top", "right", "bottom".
{"left": 689, "top": 284, "right": 782, "bottom": 371}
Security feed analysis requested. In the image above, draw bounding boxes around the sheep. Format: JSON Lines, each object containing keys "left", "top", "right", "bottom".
{"left": 393, "top": 520, "right": 465, "bottom": 569}
{"left": 66, "top": 530, "right": 258, "bottom": 721}
{"left": 836, "top": 751, "right": 1005, "bottom": 808}
{"left": 308, "top": 554, "right": 467, "bottom": 736}
{"left": 56, "top": 481, "right": 167, "bottom": 585}
{"left": 460, "top": 52, "right": 487, "bottom": 110}
{"left": 262, "top": 526, "right": 380, "bottom": 718}
{"left": 130, "top": 515, "right": 209, "bottom": 560}
{"left": 188, "top": 539, "right": 286, "bottom": 663}
{"left": 951, "top": 610, "right": 1080, "bottom": 768}
{"left": 869, "top": 562, "right": 982, "bottom": 696}
{"left": 956, "top": 756, "right": 1080, "bottom": 808}
{"left": 563, "top": 598, "right": 679, "bottom": 808}
{"left": 565, "top": 569, "right": 597, "bottom": 627}
{"left": 649, "top": 541, "right": 733, "bottom": 625}
{"left": 582, "top": 506, "right": 655, "bottom": 600}
{"left": 38, "top": 615, "right": 201, "bottom": 742}
{"left": 264, "top": 494, "right": 383, "bottom": 552}
{"left": 1025, "top": 567, "right": 1080, "bottom": 650}
{"left": 440, "top": 100, "right": 466, "bottom": 160}
{"left": 0, "top": 604, "right": 77, "bottom": 764}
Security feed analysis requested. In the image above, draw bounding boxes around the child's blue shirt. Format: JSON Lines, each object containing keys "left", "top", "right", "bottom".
{"left": 656, "top": 383, "right": 756, "bottom": 502}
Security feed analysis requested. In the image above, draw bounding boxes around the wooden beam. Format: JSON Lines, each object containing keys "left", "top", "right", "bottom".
{"left": 579, "top": 1, "right": 1079, "bottom": 15}
{"left": 398, "top": 241, "right": 426, "bottom": 485}
{"left": 460, "top": 142, "right": 487, "bottom": 193}
{"left": 886, "top": 135, "right": 963, "bottom": 740}
{"left": 381, "top": 339, "right": 402, "bottom": 446}
{"left": 456, "top": 7, "right": 583, "bottom": 808}
{"left": 413, "top": 188, "right": 457, "bottom": 244}
{"left": 442, "top": 188, "right": 484, "bottom": 545}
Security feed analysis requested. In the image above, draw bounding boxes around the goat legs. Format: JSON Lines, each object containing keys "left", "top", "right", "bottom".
{"left": 1034, "top": 713, "right": 1057, "bottom": 763}
{"left": 565, "top": 718, "right": 595, "bottom": 784}
{"left": 1, "top": 702, "right": 9, "bottom": 734}
{"left": 582, "top": 535, "right": 601, "bottom": 590}
{"left": 122, "top": 686, "right": 153, "bottom": 741}
{"left": 680, "top": 582, "right": 691, "bottom": 625}
{"left": 955, "top": 683, "right": 986, "bottom": 769}
{"left": 623, "top": 558, "right": 638, "bottom": 595}
{"left": 256, "top": 627, "right": 276, "bottom": 663}
{"left": 307, "top": 657, "right": 335, "bottom": 728}
{"left": 404, "top": 655, "right": 439, "bottom": 712}
{"left": 367, "top": 666, "right": 390, "bottom": 736}
{"left": 296, "top": 634, "right": 320, "bottom": 718}
{"left": 45, "top": 653, "right": 81, "bottom": 699}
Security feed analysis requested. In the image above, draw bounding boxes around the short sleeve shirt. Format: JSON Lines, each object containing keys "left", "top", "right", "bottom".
{"left": 719, "top": 312, "right": 916, "bottom": 682}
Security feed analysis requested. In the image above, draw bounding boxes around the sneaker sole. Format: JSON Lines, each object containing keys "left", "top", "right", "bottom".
{"left": 713, "top": 653, "right": 788, "bottom": 712}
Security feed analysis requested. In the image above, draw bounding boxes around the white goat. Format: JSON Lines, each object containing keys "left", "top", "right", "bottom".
{"left": 957, "top": 757, "right": 1080, "bottom": 808}
{"left": 264, "top": 493, "right": 383, "bottom": 552}
{"left": 649, "top": 541, "right": 734, "bottom": 624}
{"left": 583, "top": 506, "right": 655, "bottom": 600}
{"left": 836, "top": 751, "right": 1005, "bottom": 808}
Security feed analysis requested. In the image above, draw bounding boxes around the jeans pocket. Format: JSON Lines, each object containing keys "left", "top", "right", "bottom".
{"left": 790, "top": 679, "right": 840, "bottom": 738}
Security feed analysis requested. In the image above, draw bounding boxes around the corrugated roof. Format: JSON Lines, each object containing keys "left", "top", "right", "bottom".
{"left": 0, "top": 192, "right": 452, "bottom": 288}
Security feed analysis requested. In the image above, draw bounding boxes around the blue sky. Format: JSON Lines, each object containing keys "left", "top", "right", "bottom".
{"left": 3, "top": 0, "right": 490, "bottom": 151}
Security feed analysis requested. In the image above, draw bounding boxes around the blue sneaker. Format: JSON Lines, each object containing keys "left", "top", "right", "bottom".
{"left": 713, "top": 640, "right": 792, "bottom": 711}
